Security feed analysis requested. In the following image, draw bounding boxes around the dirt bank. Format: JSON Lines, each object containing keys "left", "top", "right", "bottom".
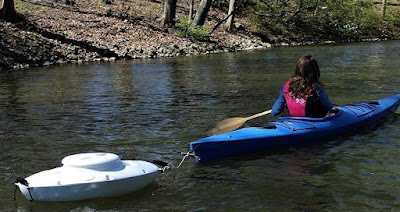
{"left": 2, "top": 0, "right": 394, "bottom": 71}
{"left": 1, "top": 0, "right": 277, "bottom": 70}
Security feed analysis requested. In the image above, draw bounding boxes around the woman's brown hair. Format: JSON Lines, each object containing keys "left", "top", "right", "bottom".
{"left": 288, "top": 55, "right": 321, "bottom": 98}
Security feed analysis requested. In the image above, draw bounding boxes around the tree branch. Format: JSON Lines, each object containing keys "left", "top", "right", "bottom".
{"left": 209, "top": 9, "right": 236, "bottom": 35}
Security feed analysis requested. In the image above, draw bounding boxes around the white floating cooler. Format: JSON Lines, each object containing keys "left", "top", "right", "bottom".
{"left": 14, "top": 153, "right": 168, "bottom": 201}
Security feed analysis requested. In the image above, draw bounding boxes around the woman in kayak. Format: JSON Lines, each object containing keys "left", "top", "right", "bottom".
{"left": 272, "top": 55, "right": 333, "bottom": 118}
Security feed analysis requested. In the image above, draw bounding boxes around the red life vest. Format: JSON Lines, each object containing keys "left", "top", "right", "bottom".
{"left": 283, "top": 81, "right": 309, "bottom": 117}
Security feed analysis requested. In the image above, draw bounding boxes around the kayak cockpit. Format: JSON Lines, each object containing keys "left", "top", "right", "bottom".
{"left": 277, "top": 107, "right": 342, "bottom": 122}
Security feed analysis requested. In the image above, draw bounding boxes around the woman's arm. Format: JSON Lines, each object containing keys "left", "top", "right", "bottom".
{"left": 271, "top": 86, "right": 286, "bottom": 116}
{"left": 318, "top": 86, "right": 333, "bottom": 112}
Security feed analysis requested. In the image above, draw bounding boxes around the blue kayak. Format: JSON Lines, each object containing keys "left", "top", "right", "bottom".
{"left": 190, "top": 94, "right": 400, "bottom": 163}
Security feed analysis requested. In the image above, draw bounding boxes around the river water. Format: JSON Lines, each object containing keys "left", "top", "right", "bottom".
{"left": 1, "top": 40, "right": 399, "bottom": 211}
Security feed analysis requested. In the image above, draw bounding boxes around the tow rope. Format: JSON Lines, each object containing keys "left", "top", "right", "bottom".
{"left": 152, "top": 160, "right": 172, "bottom": 173}
{"left": 177, "top": 145, "right": 200, "bottom": 168}
{"left": 177, "top": 151, "right": 201, "bottom": 168}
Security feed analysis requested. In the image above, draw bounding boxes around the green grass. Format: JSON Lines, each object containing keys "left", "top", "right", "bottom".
{"left": 15, "top": 0, "right": 44, "bottom": 12}
{"left": 175, "top": 18, "right": 211, "bottom": 41}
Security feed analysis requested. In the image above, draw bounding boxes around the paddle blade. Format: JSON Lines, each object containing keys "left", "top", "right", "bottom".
{"left": 206, "top": 117, "right": 246, "bottom": 136}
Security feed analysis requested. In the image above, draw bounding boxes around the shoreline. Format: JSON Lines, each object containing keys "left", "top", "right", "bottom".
{"left": 2, "top": 17, "right": 394, "bottom": 71}
{"left": 0, "top": 0, "right": 397, "bottom": 71}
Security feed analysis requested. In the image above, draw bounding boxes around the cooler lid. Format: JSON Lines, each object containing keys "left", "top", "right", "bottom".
{"left": 62, "top": 152, "right": 121, "bottom": 167}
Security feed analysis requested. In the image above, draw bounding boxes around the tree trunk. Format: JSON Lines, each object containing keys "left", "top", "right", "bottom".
{"left": 0, "top": 0, "right": 16, "bottom": 20}
{"left": 193, "top": 0, "right": 212, "bottom": 26}
{"left": 189, "top": 0, "right": 194, "bottom": 21}
{"left": 161, "top": 0, "right": 177, "bottom": 26}
{"left": 382, "top": 0, "right": 387, "bottom": 19}
{"left": 225, "top": 0, "right": 235, "bottom": 30}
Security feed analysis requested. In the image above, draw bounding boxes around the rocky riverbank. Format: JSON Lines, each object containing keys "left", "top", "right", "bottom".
{"left": 0, "top": 0, "right": 269, "bottom": 70}
{"left": 0, "top": 0, "right": 393, "bottom": 71}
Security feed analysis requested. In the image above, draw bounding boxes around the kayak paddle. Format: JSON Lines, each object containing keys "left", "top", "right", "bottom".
{"left": 206, "top": 109, "right": 272, "bottom": 136}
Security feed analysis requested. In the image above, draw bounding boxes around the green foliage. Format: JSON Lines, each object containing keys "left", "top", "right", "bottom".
{"left": 382, "top": 5, "right": 400, "bottom": 36}
{"left": 15, "top": 0, "right": 44, "bottom": 12}
{"left": 316, "top": 0, "right": 381, "bottom": 39}
{"left": 175, "top": 18, "right": 211, "bottom": 41}
{"left": 245, "top": 0, "right": 400, "bottom": 41}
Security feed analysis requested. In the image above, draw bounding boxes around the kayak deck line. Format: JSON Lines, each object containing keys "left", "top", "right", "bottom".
{"left": 274, "top": 120, "right": 317, "bottom": 131}
{"left": 342, "top": 102, "right": 377, "bottom": 117}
